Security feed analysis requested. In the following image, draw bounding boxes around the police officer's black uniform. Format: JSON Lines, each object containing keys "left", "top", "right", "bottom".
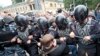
{"left": 72, "top": 5, "right": 100, "bottom": 56}
{"left": 0, "top": 16, "right": 26, "bottom": 56}
{"left": 15, "top": 15, "right": 39, "bottom": 56}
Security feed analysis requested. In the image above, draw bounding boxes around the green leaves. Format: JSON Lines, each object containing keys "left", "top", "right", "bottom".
{"left": 64, "top": 0, "right": 100, "bottom": 9}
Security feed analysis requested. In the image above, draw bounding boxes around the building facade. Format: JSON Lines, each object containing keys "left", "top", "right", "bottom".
{"left": 0, "top": 0, "right": 64, "bottom": 15}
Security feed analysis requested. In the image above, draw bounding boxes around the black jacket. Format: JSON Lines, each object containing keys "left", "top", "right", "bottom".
{"left": 70, "top": 19, "right": 100, "bottom": 48}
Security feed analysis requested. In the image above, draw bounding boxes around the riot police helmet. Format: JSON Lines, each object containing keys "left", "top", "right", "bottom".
{"left": 15, "top": 15, "right": 29, "bottom": 27}
{"left": 37, "top": 17, "right": 49, "bottom": 32}
{"left": 74, "top": 5, "right": 88, "bottom": 24}
{"left": 3, "top": 16, "right": 14, "bottom": 25}
{"left": 55, "top": 14, "right": 68, "bottom": 30}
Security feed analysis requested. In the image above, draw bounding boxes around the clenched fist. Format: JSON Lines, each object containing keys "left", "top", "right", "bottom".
{"left": 17, "top": 38, "right": 22, "bottom": 44}
{"left": 28, "top": 35, "right": 33, "bottom": 40}
{"left": 27, "top": 40, "right": 32, "bottom": 44}
{"left": 83, "top": 36, "right": 91, "bottom": 41}
{"left": 10, "top": 37, "right": 17, "bottom": 43}
{"left": 59, "top": 37, "right": 66, "bottom": 42}
{"left": 69, "top": 32, "right": 75, "bottom": 38}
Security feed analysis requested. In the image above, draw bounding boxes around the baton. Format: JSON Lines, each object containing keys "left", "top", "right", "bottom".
{"left": 65, "top": 34, "right": 83, "bottom": 39}
{"left": 0, "top": 41, "right": 11, "bottom": 45}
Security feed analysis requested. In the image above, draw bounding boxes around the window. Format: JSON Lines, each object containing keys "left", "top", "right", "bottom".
{"left": 25, "top": 6, "right": 27, "bottom": 10}
{"left": 29, "top": 4, "right": 32, "bottom": 10}
{"left": 12, "top": 9, "right": 14, "bottom": 12}
{"left": 55, "top": 3, "right": 56, "bottom": 7}
{"left": 13, "top": 9, "right": 15, "bottom": 12}
{"left": 50, "top": 3, "right": 53, "bottom": 7}
{"left": 17, "top": 8, "right": 20, "bottom": 11}
{"left": 20, "top": 7, "right": 22, "bottom": 11}
{"left": 23, "top": 6, "right": 26, "bottom": 10}
{"left": 60, "top": 4, "right": 62, "bottom": 7}
{"left": 9, "top": 9, "right": 10, "bottom": 12}
{"left": 32, "top": 4, "right": 35, "bottom": 9}
{"left": 15, "top": 0, "right": 23, "bottom": 3}
{"left": 15, "top": 8, "right": 17, "bottom": 12}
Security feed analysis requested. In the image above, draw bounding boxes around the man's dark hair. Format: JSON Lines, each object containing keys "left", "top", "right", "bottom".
{"left": 57, "top": 8, "right": 62, "bottom": 13}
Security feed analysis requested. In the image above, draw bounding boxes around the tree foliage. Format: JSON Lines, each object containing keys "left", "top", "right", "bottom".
{"left": 64, "top": 0, "right": 100, "bottom": 9}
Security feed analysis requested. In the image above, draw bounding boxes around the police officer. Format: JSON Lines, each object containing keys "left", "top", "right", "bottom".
{"left": 37, "top": 17, "right": 64, "bottom": 56}
{"left": 55, "top": 14, "right": 77, "bottom": 56}
{"left": 94, "top": 3, "right": 100, "bottom": 56}
{"left": 38, "top": 15, "right": 71, "bottom": 56}
{"left": 37, "top": 17, "right": 51, "bottom": 35}
{"left": 15, "top": 15, "right": 39, "bottom": 56}
{"left": 72, "top": 5, "right": 100, "bottom": 56}
{"left": 0, "top": 17, "right": 5, "bottom": 56}
{"left": 0, "top": 16, "right": 26, "bottom": 56}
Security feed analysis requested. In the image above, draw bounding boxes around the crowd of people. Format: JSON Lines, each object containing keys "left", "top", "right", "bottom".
{"left": 0, "top": 4, "right": 100, "bottom": 56}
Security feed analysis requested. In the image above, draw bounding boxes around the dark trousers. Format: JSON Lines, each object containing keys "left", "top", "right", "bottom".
{"left": 4, "top": 45, "right": 26, "bottom": 56}
{"left": 96, "top": 44, "right": 100, "bottom": 56}
{"left": 22, "top": 44, "right": 39, "bottom": 56}
{"left": 78, "top": 47, "right": 96, "bottom": 56}
{"left": 68, "top": 45, "right": 77, "bottom": 56}
{"left": 0, "top": 46, "right": 4, "bottom": 56}
{"left": 27, "top": 45, "right": 39, "bottom": 56}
